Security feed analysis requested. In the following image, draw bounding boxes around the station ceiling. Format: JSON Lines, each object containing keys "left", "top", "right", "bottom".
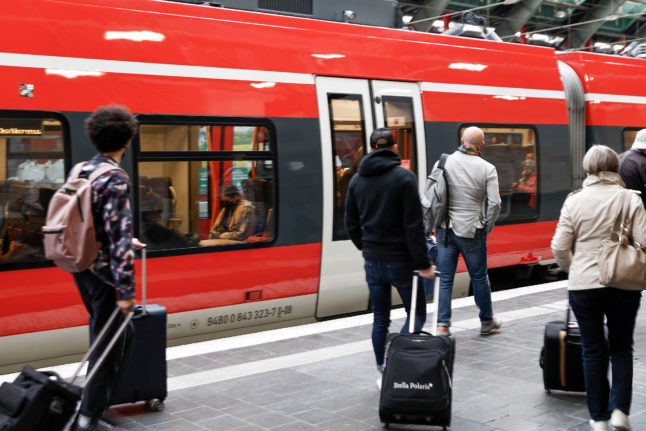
{"left": 399, "top": 0, "right": 646, "bottom": 53}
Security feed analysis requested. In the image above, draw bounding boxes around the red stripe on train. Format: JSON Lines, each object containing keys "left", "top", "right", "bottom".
{"left": 0, "top": 243, "right": 321, "bottom": 337}
{"left": 422, "top": 93, "right": 568, "bottom": 124}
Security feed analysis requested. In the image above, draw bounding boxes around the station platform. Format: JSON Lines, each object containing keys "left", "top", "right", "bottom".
{"left": 4, "top": 280, "right": 646, "bottom": 430}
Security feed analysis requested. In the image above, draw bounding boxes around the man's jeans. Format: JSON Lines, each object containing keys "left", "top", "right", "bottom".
{"left": 569, "top": 288, "right": 641, "bottom": 421}
{"left": 364, "top": 259, "right": 427, "bottom": 366}
{"left": 436, "top": 228, "right": 493, "bottom": 325}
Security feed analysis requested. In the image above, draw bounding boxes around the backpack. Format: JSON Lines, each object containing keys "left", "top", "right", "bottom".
{"left": 42, "top": 162, "right": 125, "bottom": 273}
{"left": 421, "top": 153, "right": 450, "bottom": 233}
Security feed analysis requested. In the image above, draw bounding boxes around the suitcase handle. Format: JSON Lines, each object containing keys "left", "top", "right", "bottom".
{"left": 411, "top": 270, "right": 441, "bottom": 336}
{"left": 69, "top": 307, "right": 134, "bottom": 387}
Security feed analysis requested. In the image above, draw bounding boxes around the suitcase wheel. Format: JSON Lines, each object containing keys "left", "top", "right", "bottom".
{"left": 145, "top": 399, "right": 165, "bottom": 412}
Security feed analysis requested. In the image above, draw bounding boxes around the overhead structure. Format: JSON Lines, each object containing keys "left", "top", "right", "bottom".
{"left": 566, "top": 0, "right": 628, "bottom": 48}
{"left": 494, "top": 0, "right": 544, "bottom": 39}
{"left": 400, "top": 0, "right": 646, "bottom": 54}
{"left": 167, "top": 0, "right": 646, "bottom": 55}
{"left": 409, "top": 0, "right": 452, "bottom": 32}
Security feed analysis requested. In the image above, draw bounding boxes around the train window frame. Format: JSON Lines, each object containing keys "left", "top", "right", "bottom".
{"left": 457, "top": 124, "right": 540, "bottom": 225}
{"left": 0, "top": 110, "right": 71, "bottom": 271}
{"left": 622, "top": 127, "right": 644, "bottom": 153}
{"left": 380, "top": 95, "right": 418, "bottom": 175}
{"left": 134, "top": 115, "right": 278, "bottom": 256}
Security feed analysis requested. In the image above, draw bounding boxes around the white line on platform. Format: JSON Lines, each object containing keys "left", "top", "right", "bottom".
{"left": 0, "top": 280, "right": 567, "bottom": 385}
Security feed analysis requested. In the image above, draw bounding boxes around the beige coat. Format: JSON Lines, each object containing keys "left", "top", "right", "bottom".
{"left": 551, "top": 171, "right": 646, "bottom": 290}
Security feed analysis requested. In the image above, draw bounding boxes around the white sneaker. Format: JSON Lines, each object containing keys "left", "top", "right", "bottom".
{"left": 589, "top": 419, "right": 609, "bottom": 431}
{"left": 611, "top": 409, "right": 631, "bottom": 431}
{"left": 376, "top": 376, "right": 382, "bottom": 390}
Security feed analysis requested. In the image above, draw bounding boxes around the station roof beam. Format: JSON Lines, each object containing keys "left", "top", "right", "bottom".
{"left": 495, "top": 0, "right": 544, "bottom": 38}
{"left": 567, "top": 0, "right": 629, "bottom": 48}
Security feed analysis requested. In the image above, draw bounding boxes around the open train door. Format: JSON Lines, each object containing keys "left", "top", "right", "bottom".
{"left": 315, "top": 77, "right": 427, "bottom": 318}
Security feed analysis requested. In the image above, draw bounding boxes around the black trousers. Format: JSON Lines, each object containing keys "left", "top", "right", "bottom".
{"left": 73, "top": 270, "right": 133, "bottom": 419}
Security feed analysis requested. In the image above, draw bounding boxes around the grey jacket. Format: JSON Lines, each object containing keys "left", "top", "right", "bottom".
{"left": 551, "top": 171, "right": 646, "bottom": 291}
{"left": 438, "top": 150, "right": 501, "bottom": 238}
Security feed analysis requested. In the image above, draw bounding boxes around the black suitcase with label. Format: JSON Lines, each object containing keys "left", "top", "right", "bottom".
{"left": 540, "top": 308, "right": 585, "bottom": 393}
{"left": 379, "top": 271, "right": 455, "bottom": 430}
{"left": 91, "top": 248, "right": 167, "bottom": 411}
{"left": 0, "top": 309, "right": 134, "bottom": 431}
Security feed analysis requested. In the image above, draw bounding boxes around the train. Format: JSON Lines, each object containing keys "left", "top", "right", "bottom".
{"left": 1, "top": 0, "right": 645, "bottom": 373}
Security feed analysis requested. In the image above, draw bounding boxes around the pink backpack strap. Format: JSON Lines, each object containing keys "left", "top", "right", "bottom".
{"left": 68, "top": 162, "right": 87, "bottom": 180}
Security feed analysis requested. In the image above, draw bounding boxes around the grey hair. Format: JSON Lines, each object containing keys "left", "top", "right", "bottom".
{"left": 582, "top": 145, "right": 619, "bottom": 175}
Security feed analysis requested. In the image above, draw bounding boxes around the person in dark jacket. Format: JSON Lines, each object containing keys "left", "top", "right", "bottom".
{"left": 345, "top": 128, "right": 435, "bottom": 388}
{"left": 619, "top": 128, "right": 646, "bottom": 209}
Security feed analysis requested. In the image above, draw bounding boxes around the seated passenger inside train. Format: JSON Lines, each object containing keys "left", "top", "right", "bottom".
{"left": 512, "top": 151, "right": 537, "bottom": 208}
{"left": 208, "top": 184, "right": 256, "bottom": 241}
{"left": 140, "top": 191, "right": 200, "bottom": 250}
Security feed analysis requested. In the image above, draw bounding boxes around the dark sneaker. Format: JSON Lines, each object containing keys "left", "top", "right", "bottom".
{"left": 437, "top": 323, "right": 451, "bottom": 336}
{"left": 480, "top": 317, "right": 502, "bottom": 335}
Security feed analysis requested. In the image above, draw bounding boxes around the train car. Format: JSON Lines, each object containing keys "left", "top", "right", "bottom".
{"left": 0, "top": 0, "right": 643, "bottom": 372}
{"left": 558, "top": 51, "right": 646, "bottom": 160}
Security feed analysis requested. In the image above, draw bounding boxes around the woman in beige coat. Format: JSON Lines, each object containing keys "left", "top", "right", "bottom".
{"left": 551, "top": 145, "right": 646, "bottom": 431}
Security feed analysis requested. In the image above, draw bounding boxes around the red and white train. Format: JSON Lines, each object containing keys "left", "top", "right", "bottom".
{"left": 1, "top": 0, "right": 645, "bottom": 372}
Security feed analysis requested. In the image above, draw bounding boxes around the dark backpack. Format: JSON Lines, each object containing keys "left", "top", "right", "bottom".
{"left": 422, "top": 153, "right": 450, "bottom": 233}
{"left": 42, "top": 162, "right": 125, "bottom": 273}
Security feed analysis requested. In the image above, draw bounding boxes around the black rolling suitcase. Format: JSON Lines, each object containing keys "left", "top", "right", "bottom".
{"left": 0, "top": 308, "right": 134, "bottom": 431}
{"left": 104, "top": 247, "right": 167, "bottom": 411}
{"left": 540, "top": 307, "right": 585, "bottom": 393}
{"left": 379, "top": 271, "right": 455, "bottom": 430}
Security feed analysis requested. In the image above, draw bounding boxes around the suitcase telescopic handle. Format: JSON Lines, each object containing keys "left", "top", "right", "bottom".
{"left": 69, "top": 307, "right": 134, "bottom": 387}
{"left": 141, "top": 245, "right": 147, "bottom": 313}
{"left": 410, "top": 270, "right": 441, "bottom": 335}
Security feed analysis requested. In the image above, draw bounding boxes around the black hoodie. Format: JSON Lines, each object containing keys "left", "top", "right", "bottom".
{"left": 344, "top": 149, "right": 430, "bottom": 269}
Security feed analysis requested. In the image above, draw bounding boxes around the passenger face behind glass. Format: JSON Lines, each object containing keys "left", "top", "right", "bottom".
{"left": 221, "top": 194, "right": 240, "bottom": 210}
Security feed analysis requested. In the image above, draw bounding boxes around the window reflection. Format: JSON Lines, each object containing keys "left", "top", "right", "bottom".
{"left": 137, "top": 124, "right": 275, "bottom": 250}
{"left": 383, "top": 96, "right": 417, "bottom": 173}
{"left": 0, "top": 118, "right": 65, "bottom": 264}
{"left": 329, "top": 95, "right": 365, "bottom": 241}
{"left": 462, "top": 126, "right": 538, "bottom": 222}
{"left": 623, "top": 129, "right": 643, "bottom": 152}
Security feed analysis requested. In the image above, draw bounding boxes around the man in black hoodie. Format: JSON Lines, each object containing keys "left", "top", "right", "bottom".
{"left": 345, "top": 128, "right": 435, "bottom": 383}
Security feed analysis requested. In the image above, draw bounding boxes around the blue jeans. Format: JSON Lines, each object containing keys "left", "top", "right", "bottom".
{"left": 436, "top": 228, "right": 493, "bottom": 325}
{"left": 569, "top": 288, "right": 641, "bottom": 421}
{"left": 422, "top": 235, "right": 438, "bottom": 300}
{"left": 364, "top": 259, "right": 427, "bottom": 366}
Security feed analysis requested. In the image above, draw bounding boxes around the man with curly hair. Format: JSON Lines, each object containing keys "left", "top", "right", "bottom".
{"left": 72, "top": 105, "right": 142, "bottom": 431}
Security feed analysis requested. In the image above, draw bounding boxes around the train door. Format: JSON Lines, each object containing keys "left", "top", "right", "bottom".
{"left": 315, "top": 77, "right": 426, "bottom": 318}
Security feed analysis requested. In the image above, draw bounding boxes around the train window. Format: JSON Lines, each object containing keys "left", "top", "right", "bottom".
{"left": 137, "top": 124, "right": 275, "bottom": 251}
{"left": 0, "top": 117, "right": 65, "bottom": 264}
{"left": 382, "top": 96, "right": 417, "bottom": 174}
{"left": 328, "top": 94, "right": 366, "bottom": 241}
{"left": 139, "top": 124, "right": 271, "bottom": 152}
{"left": 623, "top": 129, "right": 643, "bottom": 152}
{"left": 460, "top": 126, "right": 538, "bottom": 222}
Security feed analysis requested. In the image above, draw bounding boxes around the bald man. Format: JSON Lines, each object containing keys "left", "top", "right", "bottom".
{"left": 434, "top": 126, "right": 502, "bottom": 336}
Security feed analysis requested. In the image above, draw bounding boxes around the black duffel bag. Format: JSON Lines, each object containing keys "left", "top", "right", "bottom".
{"left": 0, "top": 365, "right": 82, "bottom": 431}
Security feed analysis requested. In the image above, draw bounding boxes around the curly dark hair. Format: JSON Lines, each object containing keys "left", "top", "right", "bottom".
{"left": 85, "top": 104, "right": 138, "bottom": 153}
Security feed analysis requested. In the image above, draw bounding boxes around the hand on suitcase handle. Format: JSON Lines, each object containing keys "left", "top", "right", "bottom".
{"left": 416, "top": 266, "right": 438, "bottom": 279}
{"left": 117, "top": 298, "right": 136, "bottom": 315}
